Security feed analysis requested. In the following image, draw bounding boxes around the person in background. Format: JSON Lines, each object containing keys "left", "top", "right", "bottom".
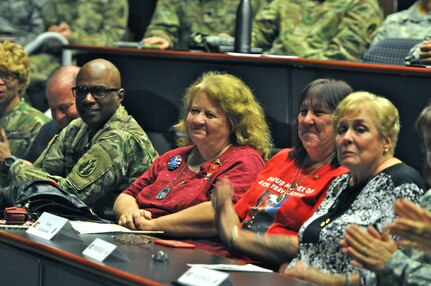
{"left": 29, "top": 0, "right": 129, "bottom": 109}
{"left": 0, "top": 41, "right": 49, "bottom": 186}
{"left": 142, "top": 0, "right": 269, "bottom": 50}
{"left": 341, "top": 102, "right": 431, "bottom": 286}
{"left": 24, "top": 65, "right": 80, "bottom": 162}
{"left": 0, "top": 59, "right": 158, "bottom": 218}
{"left": 114, "top": 71, "right": 271, "bottom": 255}
{"left": 0, "top": 0, "right": 46, "bottom": 46}
{"left": 252, "top": 0, "right": 383, "bottom": 61}
{"left": 281, "top": 92, "right": 424, "bottom": 285}
{"left": 212, "top": 78, "right": 351, "bottom": 269}
{"left": 370, "top": 0, "right": 431, "bottom": 46}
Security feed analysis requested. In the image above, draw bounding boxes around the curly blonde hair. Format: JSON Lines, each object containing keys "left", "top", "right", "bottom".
{"left": 0, "top": 41, "right": 30, "bottom": 96}
{"left": 174, "top": 71, "right": 272, "bottom": 160}
{"left": 333, "top": 91, "right": 400, "bottom": 155}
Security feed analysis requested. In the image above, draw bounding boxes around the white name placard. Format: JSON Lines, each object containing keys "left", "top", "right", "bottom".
{"left": 26, "top": 212, "right": 81, "bottom": 241}
{"left": 177, "top": 266, "right": 229, "bottom": 286}
{"left": 83, "top": 238, "right": 129, "bottom": 262}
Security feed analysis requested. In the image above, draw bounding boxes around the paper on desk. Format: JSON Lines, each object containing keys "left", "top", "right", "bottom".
{"left": 187, "top": 263, "right": 273, "bottom": 273}
{"left": 70, "top": 221, "right": 164, "bottom": 234}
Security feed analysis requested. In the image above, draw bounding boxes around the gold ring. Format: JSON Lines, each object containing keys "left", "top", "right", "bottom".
{"left": 363, "top": 246, "right": 368, "bottom": 256}
{"left": 416, "top": 225, "right": 425, "bottom": 235}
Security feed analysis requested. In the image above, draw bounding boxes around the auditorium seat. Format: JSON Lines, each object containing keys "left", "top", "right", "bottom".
{"left": 361, "top": 38, "right": 422, "bottom": 66}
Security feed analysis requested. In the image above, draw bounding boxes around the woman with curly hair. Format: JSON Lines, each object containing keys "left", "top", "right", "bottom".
{"left": 114, "top": 71, "right": 271, "bottom": 255}
{"left": 0, "top": 41, "right": 49, "bottom": 186}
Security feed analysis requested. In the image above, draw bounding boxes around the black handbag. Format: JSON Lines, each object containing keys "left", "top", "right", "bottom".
{"left": 1, "top": 180, "right": 107, "bottom": 222}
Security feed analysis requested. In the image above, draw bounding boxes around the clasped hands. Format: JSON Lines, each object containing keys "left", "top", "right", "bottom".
{"left": 118, "top": 208, "right": 154, "bottom": 230}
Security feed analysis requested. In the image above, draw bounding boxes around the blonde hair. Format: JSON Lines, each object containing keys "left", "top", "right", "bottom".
{"left": 415, "top": 103, "right": 431, "bottom": 186}
{"left": 0, "top": 41, "right": 30, "bottom": 96}
{"left": 333, "top": 91, "right": 400, "bottom": 154}
{"left": 174, "top": 71, "right": 272, "bottom": 160}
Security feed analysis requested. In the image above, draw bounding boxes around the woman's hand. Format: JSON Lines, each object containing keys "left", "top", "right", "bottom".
{"left": 281, "top": 261, "right": 345, "bottom": 285}
{"left": 118, "top": 208, "right": 153, "bottom": 230}
{"left": 341, "top": 224, "right": 397, "bottom": 272}
{"left": 385, "top": 199, "right": 431, "bottom": 256}
{"left": 212, "top": 179, "right": 240, "bottom": 246}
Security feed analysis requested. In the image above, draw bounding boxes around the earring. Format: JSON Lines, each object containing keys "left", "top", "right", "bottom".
{"left": 384, "top": 146, "right": 390, "bottom": 154}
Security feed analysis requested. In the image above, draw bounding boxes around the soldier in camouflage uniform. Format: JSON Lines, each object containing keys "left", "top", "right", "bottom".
{"left": 252, "top": 0, "right": 384, "bottom": 61}
{"left": 30, "top": 0, "right": 129, "bottom": 98}
{"left": 1, "top": 59, "right": 158, "bottom": 218}
{"left": 371, "top": 0, "right": 431, "bottom": 46}
{"left": 0, "top": 41, "right": 49, "bottom": 163}
{"left": 0, "top": 0, "right": 47, "bottom": 46}
{"left": 143, "top": 0, "right": 269, "bottom": 50}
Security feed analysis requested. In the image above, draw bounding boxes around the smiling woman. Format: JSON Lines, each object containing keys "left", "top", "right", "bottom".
{"left": 113, "top": 71, "right": 271, "bottom": 256}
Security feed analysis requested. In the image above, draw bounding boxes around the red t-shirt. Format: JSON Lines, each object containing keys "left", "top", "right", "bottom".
{"left": 122, "top": 145, "right": 265, "bottom": 218}
{"left": 235, "top": 148, "right": 348, "bottom": 236}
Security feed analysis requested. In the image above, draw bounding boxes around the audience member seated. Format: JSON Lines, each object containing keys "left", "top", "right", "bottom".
{"left": 0, "top": 0, "right": 46, "bottom": 46}
{"left": 281, "top": 92, "right": 425, "bottom": 285}
{"left": 24, "top": 66, "right": 80, "bottom": 162}
{"left": 0, "top": 59, "right": 158, "bottom": 219}
{"left": 212, "top": 78, "right": 352, "bottom": 269}
{"left": 142, "top": 0, "right": 269, "bottom": 50}
{"left": 0, "top": 41, "right": 49, "bottom": 187}
{"left": 114, "top": 71, "right": 271, "bottom": 255}
{"left": 252, "top": 0, "right": 383, "bottom": 61}
{"left": 370, "top": 0, "right": 431, "bottom": 46}
{"left": 29, "top": 0, "right": 129, "bottom": 109}
{"left": 341, "top": 102, "right": 431, "bottom": 285}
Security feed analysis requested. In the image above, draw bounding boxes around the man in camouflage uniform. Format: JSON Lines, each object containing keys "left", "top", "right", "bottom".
{"left": 143, "top": 0, "right": 269, "bottom": 50}
{"left": 0, "top": 41, "right": 49, "bottom": 171}
{"left": 252, "top": 0, "right": 384, "bottom": 62}
{"left": 0, "top": 0, "right": 47, "bottom": 46}
{"left": 30, "top": 0, "right": 129, "bottom": 100}
{"left": 1, "top": 59, "right": 158, "bottom": 218}
{"left": 371, "top": 0, "right": 431, "bottom": 46}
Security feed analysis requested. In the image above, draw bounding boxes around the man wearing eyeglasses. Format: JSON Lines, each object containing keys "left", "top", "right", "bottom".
{"left": 0, "top": 58, "right": 158, "bottom": 218}
{"left": 24, "top": 65, "right": 80, "bottom": 162}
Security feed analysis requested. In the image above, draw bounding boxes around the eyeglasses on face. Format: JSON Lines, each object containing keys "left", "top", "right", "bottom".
{"left": 51, "top": 102, "right": 75, "bottom": 114}
{"left": 0, "top": 70, "right": 18, "bottom": 83}
{"left": 71, "top": 86, "right": 120, "bottom": 99}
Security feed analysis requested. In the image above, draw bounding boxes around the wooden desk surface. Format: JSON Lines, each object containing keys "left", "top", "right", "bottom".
{"left": 68, "top": 45, "right": 431, "bottom": 171}
{"left": 0, "top": 230, "right": 310, "bottom": 286}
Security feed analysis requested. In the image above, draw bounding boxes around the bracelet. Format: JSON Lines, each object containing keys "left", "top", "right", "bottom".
{"left": 227, "top": 225, "right": 238, "bottom": 249}
{"left": 211, "top": 195, "right": 217, "bottom": 209}
{"left": 345, "top": 272, "right": 352, "bottom": 286}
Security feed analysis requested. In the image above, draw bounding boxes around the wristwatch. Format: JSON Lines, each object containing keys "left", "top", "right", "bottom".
{"left": 2, "top": 155, "right": 17, "bottom": 174}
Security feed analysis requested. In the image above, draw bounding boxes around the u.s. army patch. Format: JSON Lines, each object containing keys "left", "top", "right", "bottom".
{"left": 78, "top": 159, "right": 97, "bottom": 177}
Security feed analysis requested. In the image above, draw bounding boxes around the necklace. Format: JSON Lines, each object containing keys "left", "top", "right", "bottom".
{"left": 155, "top": 162, "right": 190, "bottom": 200}
{"left": 276, "top": 155, "right": 333, "bottom": 203}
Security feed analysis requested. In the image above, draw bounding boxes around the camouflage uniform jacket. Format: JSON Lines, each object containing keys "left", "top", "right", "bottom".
{"left": 8, "top": 105, "right": 158, "bottom": 217}
{"left": 371, "top": 1, "right": 431, "bottom": 46}
{"left": 1, "top": 100, "right": 49, "bottom": 158}
{"left": 0, "top": 0, "right": 47, "bottom": 46}
{"left": 378, "top": 189, "right": 431, "bottom": 286}
{"left": 43, "top": 0, "right": 128, "bottom": 46}
{"left": 144, "top": 0, "right": 269, "bottom": 50}
{"left": 252, "top": 0, "right": 384, "bottom": 61}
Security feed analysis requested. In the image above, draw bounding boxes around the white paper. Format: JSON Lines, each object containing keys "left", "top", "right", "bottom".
{"left": 83, "top": 238, "right": 129, "bottom": 262}
{"left": 187, "top": 263, "right": 273, "bottom": 273}
{"left": 177, "top": 266, "right": 229, "bottom": 286}
{"left": 70, "top": 221, "right": 164, "bottom": 234}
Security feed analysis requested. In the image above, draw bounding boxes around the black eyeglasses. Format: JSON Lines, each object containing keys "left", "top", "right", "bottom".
{"left": 0, "top": 70, "right": 18, "bottom": 83}
{"left": 51, "top": 102, "right": 74, "bottom": 114}
{"left": 71, "top": 86, "right": 120, "bottom": 99}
